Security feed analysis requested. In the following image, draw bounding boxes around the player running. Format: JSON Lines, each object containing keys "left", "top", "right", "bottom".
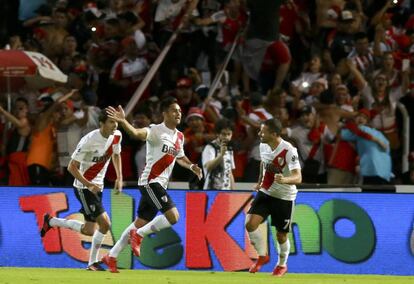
{"left": 40, "top": 112, "right": 123, "bottom": 271}
{"left": 245, "top": 118, "right": 302, "bottom": 277}
{"left": 101, "top": 97, "right": 202, "bottom": 273}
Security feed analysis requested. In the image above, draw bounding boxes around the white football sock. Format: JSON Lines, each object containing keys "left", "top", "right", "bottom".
{"left": 109, "top": 223, "right": 137, "bottom": 258}
{"left": 137, "top": 215, "right": 171, "bottom": 237}
{"left": 277, "top": 239, "right": 290, "bottom": 267}
{"left": 248, "top": 223, "right": 268, "bottom": 256}
{"left": 49, "top": 217, "right": 83, "bottom": 232}
{"left": 89, "top": 230, "right": 105, "bottom": 265}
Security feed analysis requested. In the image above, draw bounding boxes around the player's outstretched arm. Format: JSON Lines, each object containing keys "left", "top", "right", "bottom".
{"left": 106, "top": 105, "right": 147, "bottom": 141}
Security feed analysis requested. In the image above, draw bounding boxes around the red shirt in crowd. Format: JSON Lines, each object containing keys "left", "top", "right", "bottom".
{"left": 260, "top": 40, "right": 291, "bottom": 73}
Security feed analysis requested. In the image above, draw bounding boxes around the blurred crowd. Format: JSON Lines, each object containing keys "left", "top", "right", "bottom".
{"left": 0, "top": 0, "right": 413, "bottom": 188}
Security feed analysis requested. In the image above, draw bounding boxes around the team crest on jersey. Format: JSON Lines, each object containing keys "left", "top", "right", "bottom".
{"left": 278, "top": 157, "right": 285, "bottom": 166}
{"left": 161, "top": 195, "right": 168, "bottom": 203}
{"left": 90, "top": 205, "right": 96, "bottom": 212}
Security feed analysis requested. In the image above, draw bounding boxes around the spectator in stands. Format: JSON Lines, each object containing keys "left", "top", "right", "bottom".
{"left": 27, "top": 90, "right": 76, "bottom": 186}
{"left": 290, "top": 106, "right": 327, "bottom": 183}
{"left": 373, "top": 52, "right": 408, "bottom": 98}
{"left": 195, "top": 0, "right": 249, "bottom": 95}
{"left": 328, "top": 10, "right": 359, "bottom": 65}
{"left": 291, "top": 55, "right": 326, "bottom": 95}
{"left": 110, "top": 36, "right": 149, "bottom": 105}
{"left": 0, "top": 98, "right": 31, "bottom": 186}
{"left": 238, "top": 92, "right": 273, "bottom": 182}
{"left": 347, "top": 32, "right": 375, "bottom": 76}
{"left": 117, "top": 11, "right": 146, "bottom": 45}
{"left": 340, "top": 109, "right": 392, "bottom": 185}
{"left": 56, "top": 100, "right": 88, "bottom": 185}
{"left": 258, "top": 40, "right": 291, "bottom": 94}
{"left": 132, "top": 106, "right": 153, "bottom": 179}
{"left": 170, "top": 77, "right": 200, "bottom": 119}
{"left": 183, "top": 107, "right": 215, "bottom": 164}
{"left": 304, "top": 77, "right": 329, "bottom": 106}
{"left": 202, "top": 118, "right": 235, "bottom": 190}
{"left": 316, "top": 91, "right": 358, "bottom": 185}
{"left": 334, "top": 84, "right": 355, "bottom": 112}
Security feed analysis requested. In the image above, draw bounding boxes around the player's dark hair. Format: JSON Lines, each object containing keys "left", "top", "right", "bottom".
{"left": 99, "top": 109, "right": 109, "bottom": 123}
{"left": 215, "top": 118, "right": 234, "bottom": 133}
{"left": 264, "top": 118, "right": 283, "bottom": 136}
{"left": 160, "top": 97, "right": 178, "bottom": 113}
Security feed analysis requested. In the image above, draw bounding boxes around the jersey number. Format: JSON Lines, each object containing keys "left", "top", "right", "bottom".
{"left": 283, "top": 219, "right": 291, "bottom": 230}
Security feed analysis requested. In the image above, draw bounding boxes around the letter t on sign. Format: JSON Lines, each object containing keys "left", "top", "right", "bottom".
{"left": 19, "top": 193, "right": 68, "bottom": 253}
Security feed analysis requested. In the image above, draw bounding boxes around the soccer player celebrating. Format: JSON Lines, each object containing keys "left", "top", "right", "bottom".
{"left": 40, "top": 112, "right": 123, "bottom": 271}
{"left": 245, "top": 118, "right": 302, "bottom": 277}
{"left": 101, "top": 97, "right": 202, "bottom": 273}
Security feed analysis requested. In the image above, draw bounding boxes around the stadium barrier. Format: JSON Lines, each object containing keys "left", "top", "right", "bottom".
{"left": 1, "top": 186, "right": 413, "bottom": 275}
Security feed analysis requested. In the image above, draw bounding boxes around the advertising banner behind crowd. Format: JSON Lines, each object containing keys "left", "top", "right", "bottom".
{"left": 1, "top": 187, "right": 413, "bottom": 275}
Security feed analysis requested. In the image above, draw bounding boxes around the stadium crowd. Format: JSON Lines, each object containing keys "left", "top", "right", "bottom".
{"left": 0, "top": 0, "right": 413, "bottom": 188}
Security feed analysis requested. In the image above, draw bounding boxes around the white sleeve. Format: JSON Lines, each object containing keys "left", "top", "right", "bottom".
{"left": 71, "top": 135, "right": 90, "bottom": 162}
{"left": 286, "top": 147, "right": 301, "bottom": 171}
{"left": 177, "top": 136, "right": 185, "bottom": 158}
{"left": 145, "top": 125, "right": 158, "bottom": 144}
{"left": 112, "top": 133, "right": 122, "bottom": 155}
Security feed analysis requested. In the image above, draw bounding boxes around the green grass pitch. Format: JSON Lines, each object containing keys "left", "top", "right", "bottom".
{"left": 0, "top": 268, "right": 413, "bottom": 284}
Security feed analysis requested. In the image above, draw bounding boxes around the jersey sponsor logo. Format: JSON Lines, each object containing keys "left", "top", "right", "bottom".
{"left": 92, "top": 154, "right": 111, "bottom": 163}
{"left": 291, "top": 155, "right": 297, "bottom": 162}
{"left": 84, "top": 135, "right": 121, "bottom": 181}
{"left": 161, "top": 195, "right": 168, "bottom": 203}
{"left": 161, "top": 144, "right": 179, "bottom": 157}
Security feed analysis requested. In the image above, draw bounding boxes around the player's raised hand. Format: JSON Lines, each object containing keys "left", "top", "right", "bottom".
{"left": 106, "top": 105, "right": 126, "bottom": 122}
{"left": 190, "top": 164, "right": 203, "bottom": 180}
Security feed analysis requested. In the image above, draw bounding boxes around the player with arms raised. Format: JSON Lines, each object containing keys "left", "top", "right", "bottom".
{"left": 101, "top": 97, "right": 203, "bottom": 273}
{"left": 245, "top": 118, "right": 302, "bottom": 277}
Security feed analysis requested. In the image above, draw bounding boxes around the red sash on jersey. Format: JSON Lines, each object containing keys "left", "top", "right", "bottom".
{"left": 261, "top": 149, "right": 288, "bottom": 190}
{"left": 84, "top": 135, "right": 121, "bottom": 181}
{"left": 147, "top": 132, "right": 183, "bottom": 182}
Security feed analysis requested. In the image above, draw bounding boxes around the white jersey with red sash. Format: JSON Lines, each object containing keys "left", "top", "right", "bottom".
{"left": 71, "top": 129, "right": 122, "bottom": 190}
{"left": 259, "top": 140, "right": 301, "bottom": 201}
{"left": 139, "top": 123, "right": 185, "bottom": 189}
